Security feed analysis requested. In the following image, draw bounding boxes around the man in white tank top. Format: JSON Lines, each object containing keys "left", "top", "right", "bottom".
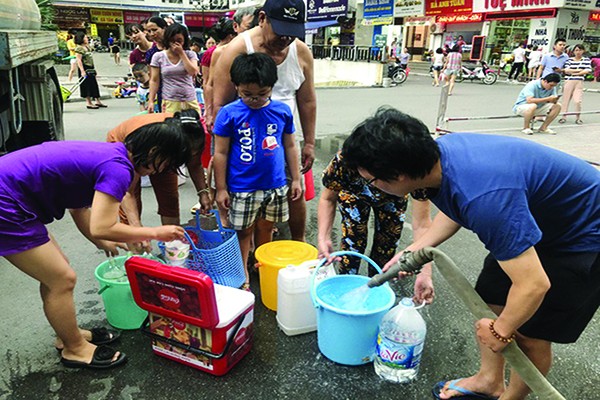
{"left": 212, "top": 0, "right": 316, "bottom": 242}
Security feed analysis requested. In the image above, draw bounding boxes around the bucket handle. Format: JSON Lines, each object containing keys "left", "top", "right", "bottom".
{"left": 98, "top": 284, "right": 110, "bottom": 295}
{"left": 310, "top": 251, "right": 385, "bottom": 308}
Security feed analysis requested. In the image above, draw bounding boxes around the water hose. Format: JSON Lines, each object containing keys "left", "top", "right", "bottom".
{"left": 367, "top": 247, "right": 566, "bottom": 400}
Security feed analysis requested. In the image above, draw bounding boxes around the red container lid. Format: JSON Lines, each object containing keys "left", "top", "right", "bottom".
{"left": 125, "top": 257, "right": 219, "bottom": 328}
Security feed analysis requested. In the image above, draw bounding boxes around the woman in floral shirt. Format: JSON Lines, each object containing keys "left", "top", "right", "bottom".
{"left": 317, "top": 152, "right": 431, "bottom": 276}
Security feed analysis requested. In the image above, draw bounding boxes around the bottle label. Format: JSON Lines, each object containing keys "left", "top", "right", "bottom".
{"left": 376, "top": 334, "right": 424, "bottom": 370}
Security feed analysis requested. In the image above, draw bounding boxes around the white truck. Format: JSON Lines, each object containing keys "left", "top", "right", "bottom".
{"left": 0, "top": 0, "right": 64, "bottom": 154}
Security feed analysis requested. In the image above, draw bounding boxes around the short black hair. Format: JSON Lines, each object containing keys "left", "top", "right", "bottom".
{"left": 542, "top": 72, "right": 561, "bottom": 83}
{"left": 341, "top": 107, "right": 440, "bottom": 181}
{"left": 162, "top": 23, "right": 190, "bottom": 49}
{"left": 210, "top": 18, "right": 235, "bottom": 41}
{"left": 190, "top": 36, "right": 204, "bottom": 49}
{"left": 74, "top": 32, "right": 86, "bottom": 45}
{"left": 131, "top": 63, "right": 148, "bottom": 73}
{"left": 230, "top": 53, "right": 277, "bottom": 87}
{"left": 554, "top": 38, "right": 566, "bottom": 45}
{"left": 125, "top": 23, "right": 143, "bottom": 36}
{"left": 124, "top": 122, "right": 191, "bottom": 173}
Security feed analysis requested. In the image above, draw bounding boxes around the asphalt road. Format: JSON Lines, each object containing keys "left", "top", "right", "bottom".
{"left": 0, "top": 61, "right": 598, "bottom": 399}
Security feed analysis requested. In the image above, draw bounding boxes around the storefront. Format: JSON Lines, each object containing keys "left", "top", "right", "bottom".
{"left": 587, "top": 11, "right": 600, "bottom": 55}
{"left": 54, "top": 6, "right": 90, "bottom": 31}
{"left": 394, "top": 0, "right": 425, "bottom": 57}
{"left": 426, "top": 0, "right": 483, "bottom": 57}
{"left": 89, "top": 8, "right": 124, "bottom": 45}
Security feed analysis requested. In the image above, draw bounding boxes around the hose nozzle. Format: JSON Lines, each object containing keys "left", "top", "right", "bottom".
{"left": 367, "top": 251, "right": 425, "bottom": 288}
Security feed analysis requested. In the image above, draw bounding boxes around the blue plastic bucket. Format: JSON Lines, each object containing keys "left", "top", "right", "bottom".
{"left": 310, "top": 251, "right": 395, "bottom": 365}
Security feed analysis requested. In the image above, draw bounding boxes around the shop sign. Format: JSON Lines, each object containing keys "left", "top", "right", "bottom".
{"left": 307, "top": 0, "right": 348, "bottom": 22}
{"left": 590, "top": 11, "right": 600, "bottom": 21}
{"left": 556, "top": 8, "right": 588, "bottom": 42}
{"left": 473, "top": 0, "right": 563, "bottom": 13}
{"left": 426, "top": 0, "right": 473, "bottom": 16}
{"left": 364, "top": 0, "right": 394, "bottom": 19}
{"left": 55, "top": 7, "right": 90, "bottom": 23}
{"left": 185, "top": 12, "right": 226, "bottom": 27}
{"left": 361, "top": 16, "right": 395, "bottom": 25}
{"left": 394, "top": 0, "right": 425, "bottom": 17}
{"left": 564, "top": 0, "right": 597, "bottom": 10}
{"left": 437, "top": 13, "right": 483, "bottom": 23}
{"left": 584, "top": 35, "right": 600, "bottom": 42}
{"left": 89, "top": 9, "right": 123, "bottom": 24}
{"left": 90, "top": 24, "right": 98, "bottom": 37}
{"left": 527, "top": 18, "right": 557, "bottom": 51}
{"left": 123, "top": 11, "right": 153, "bottom": 25}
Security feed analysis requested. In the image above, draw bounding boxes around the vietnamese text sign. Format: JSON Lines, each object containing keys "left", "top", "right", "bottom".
{"left": 437, "top": 13, "right": 483, "bottom": 23}
{"left": 394, "top": 0, "right": 425, "bottom": 17}
{"left": 307, "top": 0, "right": 348, "bottom": 21}
{"left": 473, "top": 0, "right": 564, "bottom": 13}
{"left": 364, "top": 0, "right": 394, "bottom": 19}
{"left": 426, "top": 0, "right": 473, "bottom": 16}
{"left": 90, "top": 9, "right": 123, "bottom": 24}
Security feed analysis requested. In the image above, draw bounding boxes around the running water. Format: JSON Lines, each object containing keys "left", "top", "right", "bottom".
{"left": 338, "top": 284, "right": 370, "bottom": 310}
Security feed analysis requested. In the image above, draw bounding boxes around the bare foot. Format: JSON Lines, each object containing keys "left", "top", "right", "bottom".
{"left": 61, "top": 342, "right": 121, "bottom": 364}
{"left": 55, "top": 328, "right": 94, "bottom": 350}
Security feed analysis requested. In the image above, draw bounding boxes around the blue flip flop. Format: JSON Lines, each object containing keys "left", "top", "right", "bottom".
{"left": 432, "top": 379, "right": 499, "bottom": 400}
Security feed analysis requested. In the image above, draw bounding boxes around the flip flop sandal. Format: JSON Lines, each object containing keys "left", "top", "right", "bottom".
{"left": 86, "top": 105, "right": 99, "bottom": 109}
{"left": 95, "top": 104, "right": 108, "bottom": 108}
{"left": 432, "top": 379, "right": 499, "bottom": 400}
{"left": 56, "top": 327, "right": 121, "bottom": 352}
{"left": 558, "top": 118, "right": 566, "bottom": 124}
{"left": 61, "top": 345, "right": 127, "bottom": 370}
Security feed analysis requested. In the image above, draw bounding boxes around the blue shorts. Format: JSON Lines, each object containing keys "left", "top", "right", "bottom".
{"left": 0, "top": 187, "right": 49, "bottom": 257}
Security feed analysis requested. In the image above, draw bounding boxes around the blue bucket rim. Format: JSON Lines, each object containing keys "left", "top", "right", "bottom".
{"left": 314, "top": 275, "right": 395, "bottom": 316}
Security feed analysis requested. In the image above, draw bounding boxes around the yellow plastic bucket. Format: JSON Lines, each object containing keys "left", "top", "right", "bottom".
{"left": 255, "top": 240, "right": 318, "bottom": 311}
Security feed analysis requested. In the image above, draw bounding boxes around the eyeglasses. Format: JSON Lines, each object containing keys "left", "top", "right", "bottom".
{"left": 366, "top": 177, "right": 378, "bottom": 186}
{"left": 240, "top": 94, "right": 271, "bottom": 103}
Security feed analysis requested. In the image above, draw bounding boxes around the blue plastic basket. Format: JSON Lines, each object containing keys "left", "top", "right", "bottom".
{"left": 179, "top": 209, "right": 245, "bottom": 288}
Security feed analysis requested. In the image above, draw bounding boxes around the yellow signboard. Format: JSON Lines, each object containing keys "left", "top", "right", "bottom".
{"left": 90, "top": 9, "right": 123, "bottom": 24}
{"left": 90, "top": 23, "right": 98, "bottom": 36}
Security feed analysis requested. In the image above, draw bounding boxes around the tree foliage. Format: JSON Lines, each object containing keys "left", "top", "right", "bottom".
{"left": 36, "top": 0, "right": 58, "bottom": 31}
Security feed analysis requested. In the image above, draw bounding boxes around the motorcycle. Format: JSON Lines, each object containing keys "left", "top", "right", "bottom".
{"left": 457, "top": 60, "right": 498, "bottom": 85}
{"left": 387, "top": 62, "right": 408, "bottom": 85}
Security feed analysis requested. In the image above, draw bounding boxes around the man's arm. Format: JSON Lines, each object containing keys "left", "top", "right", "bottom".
{"left": 211, "top": 41, "right": 245, "bottom": 124}
{"left": 536, "top": 56, "right": 546, "bottom": 79}
{"left": 295, "top": 42, "right": 317, "bottom": 173}
{"left": 477, "top": 247, "right": 551, "bottom": 352}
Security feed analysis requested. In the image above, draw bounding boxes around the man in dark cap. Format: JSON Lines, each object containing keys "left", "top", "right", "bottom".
{"left": 212, "top": 0, "right": 316, "bottom": 243}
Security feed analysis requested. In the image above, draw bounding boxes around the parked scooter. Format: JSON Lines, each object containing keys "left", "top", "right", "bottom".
{"left": 388, "top": 62, "right": 408, "bottom": 85}
{"left": 457, "top": 60, "right": 498, "bottom": 85}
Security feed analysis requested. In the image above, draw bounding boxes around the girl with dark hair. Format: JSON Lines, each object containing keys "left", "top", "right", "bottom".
{"left": 107, "top": 110, "right": 210, "bottom": 244}
{"left": 144, "top": 16, "right": 167, "bottom": 64}
{"left": 74, "top": 32, "right": 107, "bottom": 109}
{"left": 148, "top": 23, "right": 200, "bottom": 114}
{"left": 126, "top": 23, "right": 153, "bottom": 66}
{"left": 0, "top": 124, "right": 190, "bottom": 370}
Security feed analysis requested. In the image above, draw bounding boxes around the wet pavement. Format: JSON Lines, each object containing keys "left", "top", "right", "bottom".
{"left": 0, "top": 57, "right": 599, "bottom": 399}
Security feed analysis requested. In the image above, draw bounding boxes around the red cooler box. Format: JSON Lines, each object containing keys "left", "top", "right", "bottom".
{"left": 126, "top": 257, "right": 254, "bottom": 376}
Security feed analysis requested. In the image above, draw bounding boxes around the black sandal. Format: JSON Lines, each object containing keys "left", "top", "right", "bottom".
{"left": 61, "top": 345, "right": 127, "bottom": 370}
{"left": 56, "top": 327, "right": 121, "bottom": 352}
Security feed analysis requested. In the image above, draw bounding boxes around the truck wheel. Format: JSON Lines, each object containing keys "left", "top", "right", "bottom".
{"left": 19, "top": 70, "right": 64, "bottom": 146}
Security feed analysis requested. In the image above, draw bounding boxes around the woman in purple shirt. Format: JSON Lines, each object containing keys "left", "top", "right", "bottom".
{"left": 0, "top": 122, "right": 190, "bottom": 370}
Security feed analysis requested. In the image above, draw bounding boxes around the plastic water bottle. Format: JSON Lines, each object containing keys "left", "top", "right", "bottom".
{"left": 374, "top": 297, "right": 427, "bottom": 383}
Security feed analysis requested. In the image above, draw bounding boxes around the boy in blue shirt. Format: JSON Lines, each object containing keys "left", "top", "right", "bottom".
{"left": 213, "top": 53, "right": 302, "bottom": 290}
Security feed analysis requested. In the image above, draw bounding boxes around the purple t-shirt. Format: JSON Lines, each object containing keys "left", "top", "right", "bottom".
{"left": 0, "top": 141, "right": 133, "bottom": 224}
{"left": 150, "top": 50, "right": 198, "bottom": 101}
{"left": 129, "top": 47, "right": 148, "bottom": 65}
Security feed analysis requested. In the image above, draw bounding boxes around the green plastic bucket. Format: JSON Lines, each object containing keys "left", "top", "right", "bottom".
{"left": 94, "top": 256, "right": 148, "bottom": 330}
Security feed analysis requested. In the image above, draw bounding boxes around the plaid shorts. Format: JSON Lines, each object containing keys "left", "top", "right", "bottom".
{"left": 229, "top": 186, "right": 289, "bottom": 230}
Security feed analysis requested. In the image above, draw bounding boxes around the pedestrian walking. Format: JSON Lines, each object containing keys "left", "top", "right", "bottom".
{"left": 508, "top": 43, "right": 526, "bottom": 82}
{"left": 431, "top": 48, "right": 445, "bottom": 86}
{"left": 0, "top": 123, "right": 191, "bottom": 370}
{"left": 527, "top": 46, "right": 543, "bottom": 79}
{"left": 442, "top": 45, "right": 462, "bottom": 96}
{"left": 341, "top": 107, "right": 600, "bottom": 400}
{"left": 73, "top": 32, "right": 107, "bottom": 110}
{"left": 66, "top": 31, "right": 77, "bottom": 82}
{"left": 110, "top": 40, "right": 121, "bottom": 65}
{"left": 559, "top": 44, "right": 591, "bottom": 125}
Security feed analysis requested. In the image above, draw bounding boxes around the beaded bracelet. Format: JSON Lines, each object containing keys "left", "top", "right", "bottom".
{"left": 197, "top": 188, "right": 210, "bottom": 196}
{"left": 489, "top": 320, "right": 516, "bottom": 344}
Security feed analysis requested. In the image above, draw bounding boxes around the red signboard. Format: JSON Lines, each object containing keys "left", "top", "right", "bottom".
{"left": 437, "top": 13, "right": 483, "bottom": 23}
{"left": 123, "top": 11, "right": 153, "bottom": 25}
{"left": 590, "top": 11, "right": 600, "bottom": 21}
{"left": 185, "top": 12, "right": 228, "bottom": 28}
{"left": 426, "top": 0, "right": 473, "bottom": 16}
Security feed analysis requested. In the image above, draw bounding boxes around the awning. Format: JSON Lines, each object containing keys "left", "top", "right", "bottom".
{"left": 305, "top": 20, "right": 338, "bottom": 30}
